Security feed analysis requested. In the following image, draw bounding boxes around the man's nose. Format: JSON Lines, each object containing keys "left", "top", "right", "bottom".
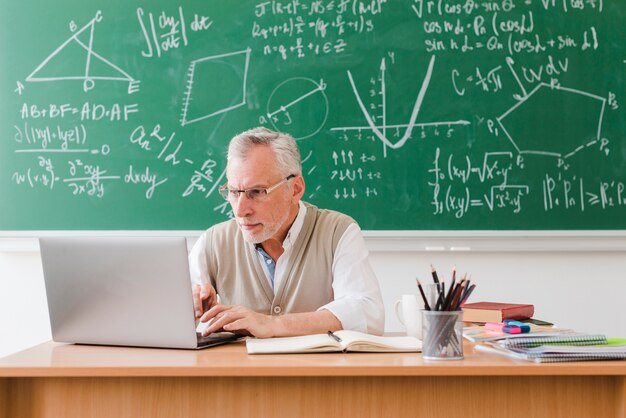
{"left": 231, "top": 193, "right": 254, "bottom": 217}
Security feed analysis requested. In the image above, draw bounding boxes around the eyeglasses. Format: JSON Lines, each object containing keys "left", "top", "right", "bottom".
{"left": 218, "top": 174, "right": 296, "bottom": 201}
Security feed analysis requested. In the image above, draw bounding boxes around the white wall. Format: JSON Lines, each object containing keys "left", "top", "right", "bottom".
{"left": 373, "top": 251, "right": 626, "bottom": 337}
{"left": 1, "top": 248, "right": 625, "bottom": 358}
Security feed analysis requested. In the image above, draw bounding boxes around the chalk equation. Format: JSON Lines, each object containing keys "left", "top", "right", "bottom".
{"left": 3, "top": 0, "right": 625, "bottom": 230}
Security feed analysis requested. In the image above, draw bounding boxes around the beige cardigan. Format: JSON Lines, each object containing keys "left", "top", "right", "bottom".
{"left": 201, "top": 203, "right": 355, "bottom": 316}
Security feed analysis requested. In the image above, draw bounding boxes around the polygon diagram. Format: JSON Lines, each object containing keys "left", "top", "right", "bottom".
{"left": 497, "top": 83, "right": 605, "bottom": 157}
{"left": 180, "top": 49, "right": 251, "bottom": 126}
{"left": 26, "top": 14, "right": 134, "bottom": 85}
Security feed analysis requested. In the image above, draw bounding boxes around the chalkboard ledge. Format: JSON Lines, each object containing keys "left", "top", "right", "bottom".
{"left": 362, "top": 230, "right": 626, "bottom": 252}
{"left": 0, "top": 231, "right": 201, "bottom": 252}
{"left": 2, "top": 230, "right": 626, "bottom": 252}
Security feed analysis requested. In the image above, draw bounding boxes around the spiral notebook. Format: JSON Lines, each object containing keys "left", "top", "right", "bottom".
{"left": 524, "top": 353, "right": 626, "bottom": 363}
{"left": 498, "top": 334, "right": 608, "bottom": 349}
{"left": 476, "top": 343, "right": 626, "bottom": 363}
{"left": 476, "top": 334, "right": 626, "bottom": 363}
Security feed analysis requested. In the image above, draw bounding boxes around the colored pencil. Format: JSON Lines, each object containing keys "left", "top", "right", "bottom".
{"left": 415, "top": 278, "right": 431, "bottom": 311}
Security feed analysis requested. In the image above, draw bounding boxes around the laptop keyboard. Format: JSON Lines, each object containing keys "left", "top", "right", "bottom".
{"left": 196, "top": 331, "right": 241, "bottom": 347}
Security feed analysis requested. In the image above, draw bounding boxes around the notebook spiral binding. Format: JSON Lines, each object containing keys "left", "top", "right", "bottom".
{"left": 502, "top": 334, "right": 608, "bottom": 349}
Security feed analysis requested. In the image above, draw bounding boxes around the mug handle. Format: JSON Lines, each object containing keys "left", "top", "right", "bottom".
{"left": 394, "top": 300, "right": 406, "bottom": 326}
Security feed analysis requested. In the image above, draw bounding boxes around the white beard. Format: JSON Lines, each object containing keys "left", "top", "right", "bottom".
{"left": 237, "top": 205, "right": 292, "bottom": 244}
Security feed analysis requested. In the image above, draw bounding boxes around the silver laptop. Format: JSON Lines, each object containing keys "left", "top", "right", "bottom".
{"left": 39, "top": 236, "right": 240, "bottom": 349}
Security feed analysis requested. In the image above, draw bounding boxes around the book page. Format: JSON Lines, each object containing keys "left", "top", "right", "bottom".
{"left": 246, "top": 331, "right": 422, "bottom": 354}
{"left": 335, "top": 331, "right": 422, "bottom": 352}
{"left": 246, "top": 334, "right": 341, "bottom": 354}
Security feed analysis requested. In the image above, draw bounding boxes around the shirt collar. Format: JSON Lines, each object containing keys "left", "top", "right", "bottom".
{"left": 283, "top": 201, "right": 306, "bottom": 250}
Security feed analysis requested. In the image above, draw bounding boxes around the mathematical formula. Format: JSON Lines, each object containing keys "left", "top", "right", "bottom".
{"left": 4, "top": 0, "right": 625, "bottom": 230}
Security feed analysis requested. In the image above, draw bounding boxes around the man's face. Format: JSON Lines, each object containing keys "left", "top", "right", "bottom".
{"left": 226, "top": 145, "right": 299, "bottom": 244}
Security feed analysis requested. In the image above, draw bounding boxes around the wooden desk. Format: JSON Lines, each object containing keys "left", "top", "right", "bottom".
{"left": 1, "top": 341, "right": 625, "bottom": 418}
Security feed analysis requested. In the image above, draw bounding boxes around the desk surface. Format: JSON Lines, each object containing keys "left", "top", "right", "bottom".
{"left": 2, "top": 340, "right": 626, "bottom": 377}
{"left": 2, "top": 341, "right": 626, "bottom": 418}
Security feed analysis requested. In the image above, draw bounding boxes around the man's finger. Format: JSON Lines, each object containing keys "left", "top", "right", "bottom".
{"left": 203, "top": 308, "right": 243, "bottom": 336}
{"left": 192, "top": 285, "right": 204, "bottom": 318}
{"left": 200, "top": 284, "right": 218, "bottom": 310}
{"left": 200, "top": 303, "right": 228, "bottom": 322}
{"left": 202, "top": 287, "right": 214, "bottom": 306}
{"left": 222, "top": 317, "right": 247, "bottom": 333}
{"left": 203, "top": 314, "right": 228, "bottom": 336}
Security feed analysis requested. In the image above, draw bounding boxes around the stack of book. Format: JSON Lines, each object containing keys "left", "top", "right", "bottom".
{"left": 474, "top": 334, "right": 626, "bottom": 363}
{"left": 461, "top": 301, "right": 535, "bottom": 323}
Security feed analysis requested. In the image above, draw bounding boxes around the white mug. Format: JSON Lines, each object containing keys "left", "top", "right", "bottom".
{"left": 394, "top": 294, "right": 423, "bottom": 340}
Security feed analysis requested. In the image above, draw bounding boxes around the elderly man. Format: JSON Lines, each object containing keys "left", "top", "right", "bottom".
{"left": 189, "top": 127, "right": 384, "bottom": 338}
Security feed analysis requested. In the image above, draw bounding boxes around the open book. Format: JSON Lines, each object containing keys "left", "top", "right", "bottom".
{"left": 246, "top": 330, "right": 422, "bottom": 354}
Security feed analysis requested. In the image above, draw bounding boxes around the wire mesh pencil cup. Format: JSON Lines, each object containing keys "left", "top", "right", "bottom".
{"left": 422, "top": 310, "right": 464, "bottom": 360}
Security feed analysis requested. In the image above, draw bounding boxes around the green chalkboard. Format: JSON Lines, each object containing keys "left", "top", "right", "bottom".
{"left": 1, "top": 0, "right": 625, "bottom": 231}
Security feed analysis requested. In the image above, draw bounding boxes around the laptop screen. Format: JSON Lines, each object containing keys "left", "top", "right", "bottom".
{"left": 40, "top": 236, "right": 209, "bottom": 349}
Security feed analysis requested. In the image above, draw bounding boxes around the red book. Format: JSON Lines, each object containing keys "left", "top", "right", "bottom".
{"left": 461, "top": 302, "right": 534, "bottom": 323}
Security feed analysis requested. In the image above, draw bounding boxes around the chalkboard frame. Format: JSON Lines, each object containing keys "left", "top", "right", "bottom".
{"left": 2, "top": 230, "right": 626, "bottom": 252}
{"left": 2, "top": 1, "right": 626, "bottom": 233}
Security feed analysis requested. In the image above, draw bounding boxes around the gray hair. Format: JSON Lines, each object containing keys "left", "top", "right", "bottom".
{"left": 227, "top": 127, "right": 302, "bottom": 176}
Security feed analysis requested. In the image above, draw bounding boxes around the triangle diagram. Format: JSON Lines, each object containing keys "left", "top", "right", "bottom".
{"left": 27, "top": 18, "right": 133, "bottom": 83}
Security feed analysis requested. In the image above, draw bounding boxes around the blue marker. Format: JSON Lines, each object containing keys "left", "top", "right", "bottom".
{"left": 503, "top": 320, "right": 531, "bottom": 333}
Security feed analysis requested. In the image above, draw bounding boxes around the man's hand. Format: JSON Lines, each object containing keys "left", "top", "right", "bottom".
{"left": 200, "top": 305, "right": 277, "bottom": 338}
{"left": 192, "top": 283, "right": 217, "bottom": 319}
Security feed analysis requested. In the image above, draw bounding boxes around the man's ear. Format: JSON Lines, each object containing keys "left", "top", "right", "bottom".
{"left": 292, "top": 175, "right": 305, "bottom": 202}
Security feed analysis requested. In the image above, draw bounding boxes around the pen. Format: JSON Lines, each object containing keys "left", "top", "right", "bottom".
{"left": 327, "top": 331, "right": 342, "bottom": 343}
